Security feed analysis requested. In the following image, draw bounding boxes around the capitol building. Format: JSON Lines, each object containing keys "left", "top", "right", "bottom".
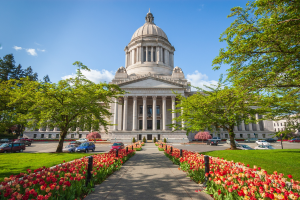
{"left": 24, "top": 11, "right": 275, "bottom": 142}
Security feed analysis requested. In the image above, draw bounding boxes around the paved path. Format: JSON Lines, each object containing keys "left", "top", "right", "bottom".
{"left": 84, "top": 143, "right": 212, "bottom": 200}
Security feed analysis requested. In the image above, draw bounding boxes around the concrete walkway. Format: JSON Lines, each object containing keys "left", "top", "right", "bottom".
{"left": 84, "top": 143, "right": 212, "bottom": 200}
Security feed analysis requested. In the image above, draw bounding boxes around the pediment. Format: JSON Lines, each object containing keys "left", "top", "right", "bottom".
{"left": 120, "top": 78, "right": 183, "bottom": 89}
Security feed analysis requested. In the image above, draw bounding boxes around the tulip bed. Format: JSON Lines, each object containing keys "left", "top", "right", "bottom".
{"left": 127, "top": 142, "right": 143, "bottom": 151}
{"left": 164, "top": 146, "right": 300, "bottom": 200}
{"left": 0, "top": 149, "right": 135, "bottom": 200}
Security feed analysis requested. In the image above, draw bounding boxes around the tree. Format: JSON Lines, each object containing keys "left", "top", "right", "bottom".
{"left": 9, "top": 61, "right": 124, "bottom": 152}
{"left": 212, "top": 0, "right": 300, "bottom": 90}
{"left": 212, "top": 0, "right": 300, "bottom": 131}
{"left": 171, "top": 78, "right": 266, "bottom": 149}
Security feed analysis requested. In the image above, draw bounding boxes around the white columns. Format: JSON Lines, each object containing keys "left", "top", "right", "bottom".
{"left": 151, "top": 46, "right": 153, "bottom": 62}
{"left": 166, "top": 50, "right": 169, "bottom": 66}
{"left": 142, "top": 96, "right": 147, "bottom": 131}
{"left": 132, "top": 96, "right": 137, "bottom": 131}
{"left": 125, "top": 52, "right": 128, "bottom": 68}
{"left": 248, "top": 116, "right": 253, "bottom": 131}
{"left": 123, "top": 96, "right": 128, "bottom": 131}
{"left": 152, "top": 96, "right": 157, "bottom": 131}
{"left": 146, "top": 46, "right": 148, "bottom": 62}
{"left": 162, "top": 96, "right": 167, "bottom": 131}
{"left": 113, "top": 97, "right": 118, "bottom": 131}
{"left": 159, "top": 47, "right": 162, "bottom": 63}
{"left": 140, "top": 46, "right": 143, "bottom": 63}
{"left": 132, "top": 49, "right": 135, "bottom": 65}
{"left": 170, "top": 52, "right": 174, "bottom": 67}
{"left": 137, "top": 47, "right": 139, "bottom": 62}
{"left": 256, "top": 114, "right": 261, "bottom": 131}
{"left": 171, "top": 96, "right": 176, "bottom": 131}
{"left": 241, "top": 120, "right": 246, "bottom": 131}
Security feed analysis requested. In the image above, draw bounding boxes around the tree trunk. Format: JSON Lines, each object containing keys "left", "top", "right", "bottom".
{"left": 56, "top": 129, "right": 68, "bottom": 153}
{"left": 229, "top": 128, "right": 237, "bottom": 150}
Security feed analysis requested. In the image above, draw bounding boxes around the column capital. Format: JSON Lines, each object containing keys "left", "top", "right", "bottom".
{"left": 162, "top": 96, "right": 167, "bottom": 100}
{"left": 132, "top": 95, "right": 137, "bottom": 100}
{"left": 152, "top": 95, "right": 157, "bottom": 100}
{"left": 124, "top": 96, "right": 128, "bottom": 100}
{"left": 171, "top": 96, "right": 176, "bottom": 101}
{"left": 142, "top": 96, "right": 147, "bottom": 100}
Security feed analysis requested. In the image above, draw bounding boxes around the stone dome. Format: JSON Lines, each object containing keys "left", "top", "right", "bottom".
{"left": 131, "top": 10, "right": 168, "bottom": 41}
{"left": 131, "top": 23, "right": 168, "bottom": 41}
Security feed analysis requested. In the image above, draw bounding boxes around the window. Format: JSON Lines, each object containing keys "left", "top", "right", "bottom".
{"left": 281, "top": 123, "right": 282, "bottom": 126}
{"left": 162, "top": 49, "right": 165, "bottom": 63}
{"left": 225, "top": 134, "right": 228, "bottom": 138}
{"left": 157, "top": 120, "right": 160, "bottom": 130}
{"left": 71, "top": 134, "right": 74, "bottom": 138}
{"left": 148, "top": 50, "right": 151, "bottom": 62}
{"left": 139, "top": 105, "right": 143, "bottom": 114}
{"left": 143, "top": 49, "right": 146, "bottom": 62}
{"left": 14, "top": 143, "right": 19, "bottom": 146}
{"left": 262, "top": 134, "right": 266, "bottom": 138}
{"left": 33, "top": 134, "right": 37, "bottom": 138}
{"left": 274, "top": 123, "right": 276, "bottom": 126}
{"left": 277, "top": 123, "right": 279, "bottom": 126}
{"left": 34, "top": 128, "right": 39, "bottom": 131}
{"left": 153, "top": 47, "right": 156, "bottom": 62}
{"left": 156, "top": 105, "right": 160, "bottom": 115}
{"left": 240, "top": 134, "right": 243, "bottom": 138}
{"left": 48, "top": 134, "right": 52, "bottom": 138}
{"left": 217, "top": 134, "right": 221, "bottom": 138}
{"left": 56, "top": 134, "right": 59, "bottom": 138}
{"left": 247, "top": 134, "right": 250, "bottom": 139}
{"left": 79, "top": 134, "right": 82, "bottom": 138}
{"left": 139, "top": 120, "right": 142, "bottom": 130}
{"left": 275, "top": 128, "right": 276, "bottom": 131}
{"left": 41, "top": 134, "right": 44, "bottom": 138}
{"left": 284, "top": 122, "right": 286, "bottom": 126}
{"left": 147, "top": 105, "right": 152, "bottom": 116}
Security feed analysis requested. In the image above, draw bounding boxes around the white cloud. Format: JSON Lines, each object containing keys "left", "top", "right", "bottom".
{"left": 37, "top": 49, "right": 46, "bottom": 52}
{"left": 62, "top": 69, "right": 115, "bottom": 83}
{"left": 35, "top": 42, "right": 41, "bottom": 46}
{"left": 186, "top": 70, "right": 218, "bottom": 91}
{"left": 13, "top": 46, "right": 22, "bottom": 50}
{"left": 26, "top": 49, "right": 37, "bottom": 56}
{"left": 0, "top": 46, "right": 2, "bottom": 50}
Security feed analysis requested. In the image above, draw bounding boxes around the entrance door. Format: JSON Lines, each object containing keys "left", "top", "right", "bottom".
{"left": 158, "top": 134, "right": 161, "bottom": 140}
{"left": 139, "top": 134, "right": 142, "bottom": 140}
{"left": 147, "top": 120, "right": 152, "bottom": 130}
{"left": 147, "top": 134, "right": 152, "bottom": 140}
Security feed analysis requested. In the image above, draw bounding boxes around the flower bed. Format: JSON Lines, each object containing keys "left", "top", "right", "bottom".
{"left": 127, "top": 142, "right": 143, "bottom": 151}
{"left": 0, "top": 149, "right": 135, "bottom": 200}
{"left": 33, "top": 139, "right": 107, "bottom": 142}
{"left": 164, "top": 146, "right": 300, "bottom": 200}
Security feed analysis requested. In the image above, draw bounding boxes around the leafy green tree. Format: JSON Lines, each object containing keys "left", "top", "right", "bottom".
{"left": 9, "top": 62, "right": 124, "bottom": 152}
{"left": 212, "top": 0, "right": 300, "bottom": 130}
{"left": 171, "top": 78, "right": 266, "bottom": 149}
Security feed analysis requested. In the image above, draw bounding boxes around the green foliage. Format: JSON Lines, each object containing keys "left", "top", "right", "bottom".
{"left": 158, "top": 148, "right": 164, "bottom": 151}
{"left": 0, "top": 153, "right": 92, "bottom": 182}
{"left": 164, "top": 138, "right": 167, "bottom": 143}
{"left": 203, "top": 149, "right": 300, "bottom": 181}
{"left": 212, "top": 0, "right": 300, "bottom": 128}
{"left": 132, "top": 137, "right": 136, "bottom": 143}
{"left": 170, "top": 77, "right": 266, "bottom": 149}
{"left": 153, "top": 137, "right": 156, "bottom": 143}
{"left": 3, "top": 62, "right": 124, "bottom": 152}
{"left": 143, "top": 136, "right": 146, "bottom": 143}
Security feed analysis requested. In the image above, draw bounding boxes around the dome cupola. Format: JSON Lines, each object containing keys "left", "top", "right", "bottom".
{"left": 124, "top": 10, "right": 175, "bottom": 76}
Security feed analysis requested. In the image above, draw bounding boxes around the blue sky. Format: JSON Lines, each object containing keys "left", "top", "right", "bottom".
{"left": 0, "top": 0, "right": 249, "bottom": 89}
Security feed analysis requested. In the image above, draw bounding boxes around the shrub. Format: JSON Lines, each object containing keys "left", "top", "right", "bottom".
{"left": 132, "top": 137, "right": 136, "bottom": 143}
{"left": 164, "top": 138, "right": 167, "bottom": 143}
{"left": 143, "top": 136, "right": 146, "bottom": 143}
{"left": 153, "top": 137, "right": 156, "bottom": 143}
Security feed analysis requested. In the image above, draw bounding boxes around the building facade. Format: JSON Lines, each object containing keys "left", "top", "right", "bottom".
{"left": 24, "top": 11, "right": 276, "bottom": 142}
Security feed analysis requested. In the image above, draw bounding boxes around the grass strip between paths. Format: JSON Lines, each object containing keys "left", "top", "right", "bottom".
{"left": 203, "top": 149, "right": 300, "bottom": 181}
{"left": 0, "top": 153, "right": 98, "bottom": 182}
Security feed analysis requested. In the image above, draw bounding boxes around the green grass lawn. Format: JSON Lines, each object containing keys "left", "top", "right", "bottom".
{"left": 202, "top": 149, "right": 300, "bottom": 181}
{"left": 0, "top": 153, "right": 97, "bottom": 182}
